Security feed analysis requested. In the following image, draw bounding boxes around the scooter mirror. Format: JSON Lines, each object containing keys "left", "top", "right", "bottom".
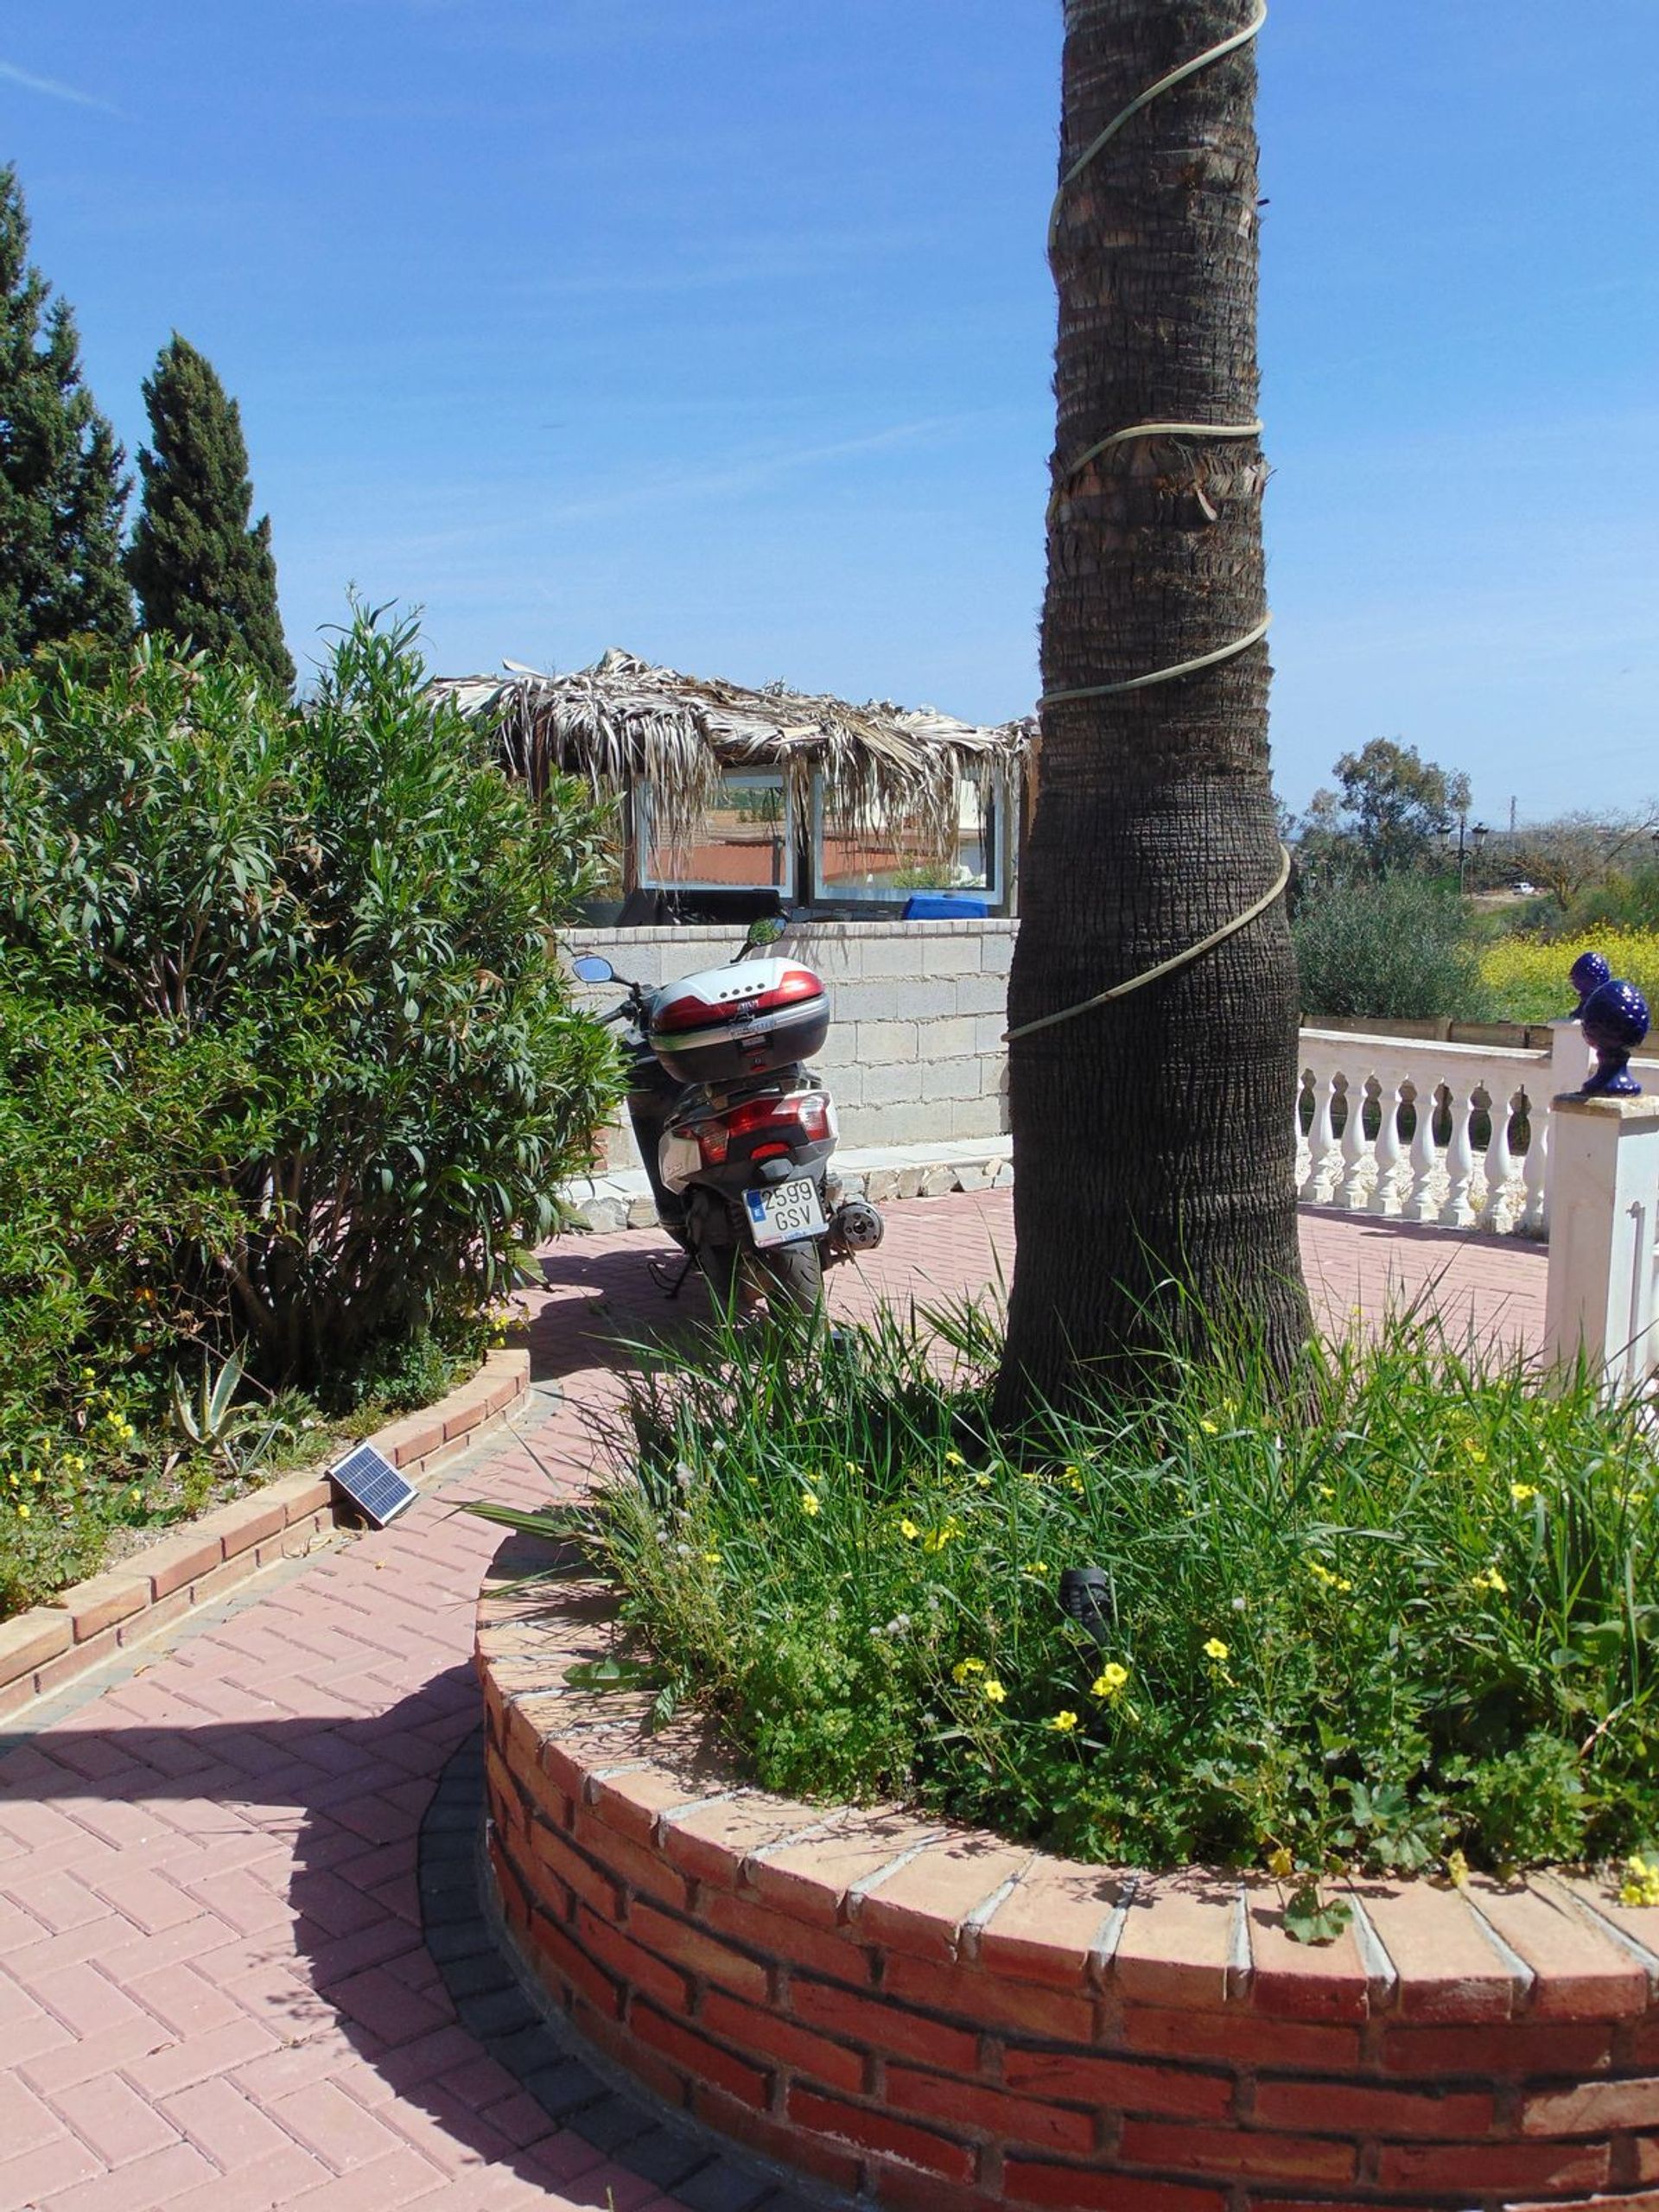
{"left": 744, "top": 918, "right": 784, "bottom": 949}
{"left": 570, "top": 954, "right": 615, "bottom": 983}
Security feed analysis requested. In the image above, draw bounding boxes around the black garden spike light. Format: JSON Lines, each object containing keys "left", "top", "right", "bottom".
{"left": 1058, "top": 1566, "right": 1111, "bottom": 1649}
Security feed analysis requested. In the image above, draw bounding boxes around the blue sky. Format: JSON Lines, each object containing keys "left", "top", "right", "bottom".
{"left": 6, "top": 2, "right": 1656, "bottom": 818}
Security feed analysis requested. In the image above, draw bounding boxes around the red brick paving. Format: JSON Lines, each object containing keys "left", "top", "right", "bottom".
{"left": 0, "top": 1195, "right": 1545, "bottom": 2208}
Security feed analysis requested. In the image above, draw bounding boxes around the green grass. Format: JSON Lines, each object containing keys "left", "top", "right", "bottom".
{"left": 520, "top": 1300, "right": 1659, "bottom": 1883}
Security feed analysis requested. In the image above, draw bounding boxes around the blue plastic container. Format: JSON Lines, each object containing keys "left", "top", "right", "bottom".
{"left": 901, "top": 893, "right": 990, "bottom": 920}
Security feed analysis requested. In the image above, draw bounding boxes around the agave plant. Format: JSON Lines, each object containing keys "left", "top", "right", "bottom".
{"left": 168, "top": 1348, "right": 290, "bottom": 1475}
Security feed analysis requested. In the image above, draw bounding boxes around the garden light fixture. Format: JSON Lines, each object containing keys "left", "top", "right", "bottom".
{"left": 1058, "top": 1566, "right": 1111, "bottom": 1649}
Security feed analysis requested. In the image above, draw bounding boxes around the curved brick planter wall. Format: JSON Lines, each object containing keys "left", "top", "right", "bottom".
{"left": 478, "top": 1535, "right": 1659, "bottom": 2212}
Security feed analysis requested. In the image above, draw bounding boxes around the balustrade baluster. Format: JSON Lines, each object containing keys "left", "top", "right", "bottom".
{"left": 1336, "top": 1071, "right": 1375, "bottom": 1210}
{"left": 1294, "top": 1071, "right": 1312, "bottom": 1192}
{"left": 1522, "top": 1090, "right": 1549, "bottom": 1233}
{"left": 1481, "top": 1088, "right": 1519, "bottom": 1231}
{"left": 1370, "top": 1074, "right": 1406, "bottom": 1216}
{"left": 1440, "top": 1085, "right": 1478, "bottom": 1227}
{"left": 1402, "top": 1078, "right": 1441, "bottom": 1222}
{"left": 1301, "top": 1069, "right": 1339, "bottom": 1204}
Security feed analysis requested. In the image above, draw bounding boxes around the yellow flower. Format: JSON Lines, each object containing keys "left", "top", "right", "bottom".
{"left": 899, "top": 1517, "right": 921, "bottom": 1541}
{"left": 1460, "top": 1436, "right": 1488, "bottom": 1467}
{"left": 16, "top": 1503, "right": 29, "bottom": 1520}
{"left": 1445, "top": 1847, "right": 1471, "bottom": 1889}
{"left": 1203, "top": 1638, "right": 1230, "bottom": 1663}
{"left": 1092, "top": 1662, "right": 1129, "bottom": 1698}
{"left": 1046, "top": 1710, "right": 1080, "bottom": 1733}
{"left": 922, "top": 1518, "right": 963, "bottom": 1554}
{"left": 975, "top": 1472, "right": 992, "bottom": 1489}
{"left": 128, "top": 1487, "right": 143, "bottom": 1505}
{"left": 1025, "top": 1560, "right": 1050, "bottom": 1578}
{"left": 1510, "top": 1483, "right": 1538, "bottom": 1504}
{"left": 952, "top": 1658, "right": 987, "bottom": 1683}
{"left": 1198, "top": 1418, "right": 1219, "bottom": 1437}
{"left": 1266, "top": 1845, "right": 1294, "bottom": 1879}
{"left": 79, "top": 1367, "right": 95, "bottom": 1383}
{"left": 1471, "top": 1567, "right": 1508, "bottom": 1595}
{"left": 944, "top": 1450, "right": 965, "bottom": 1468}
{"left": 1306, "top": 1560, "right": 1353, "bottom": 1592}
{"left": 982, "top": 1679, "right": 1007, "bottom": 1705}
{"left": 800, "top": 1491, "right": 821, "bottom": 1517}
{"left": 1622, "top": 1854, "right": 1659, "bottom": 1908}
{"left": 702, "top": 1550, "right": 722, "bottom": 1566}
{"left": 844, "top": 1461, "right": 864, "bottom": 1477}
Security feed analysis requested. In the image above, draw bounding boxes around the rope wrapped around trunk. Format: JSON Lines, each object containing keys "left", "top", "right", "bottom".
{"left": 1003, "top": 843, "right": 1292, "bottom": 1042}
{"left": 1020, "top": 0, "right": 1283, "bottom": 1043}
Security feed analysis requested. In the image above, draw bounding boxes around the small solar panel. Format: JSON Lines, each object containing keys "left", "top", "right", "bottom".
{"left": 330, "top": 1442, "right": 419, "bottom": 1528}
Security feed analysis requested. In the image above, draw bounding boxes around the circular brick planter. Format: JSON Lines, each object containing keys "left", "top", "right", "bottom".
{"left": 477, "top": 1534, "right": 1659, "bottom": 2210}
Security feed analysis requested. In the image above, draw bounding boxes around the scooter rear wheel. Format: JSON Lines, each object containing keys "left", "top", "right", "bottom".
{"left": 741, "top": 1237, "right": 824, "bottom": 1317}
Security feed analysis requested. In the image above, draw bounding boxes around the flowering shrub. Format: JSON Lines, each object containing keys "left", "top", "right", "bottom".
{"left": 0, "top": 609, "right": 617, "bottom": 1387}
{"left": 0, "top": 607, "right": 619, "bottom": 1612}
{"left": 547, "top": 1303, "right": 1659, "bottom": 1880}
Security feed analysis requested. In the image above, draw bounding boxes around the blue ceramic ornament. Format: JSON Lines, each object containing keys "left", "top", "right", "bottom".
{"left": 1569, "top": 950, "right": 1611, "bottom": 1018}
{"left": 1579, "top": 978, "right": 1649, "bottom": 1097}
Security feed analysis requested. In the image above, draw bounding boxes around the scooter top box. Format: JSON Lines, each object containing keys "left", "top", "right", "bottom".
{"left": 648, "top": 958, "right": 830, "bottom": 1086}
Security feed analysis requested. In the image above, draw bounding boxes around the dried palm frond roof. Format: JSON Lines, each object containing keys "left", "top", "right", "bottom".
{"left": 434, "top": 648, "right": 1033, "bottom": 859}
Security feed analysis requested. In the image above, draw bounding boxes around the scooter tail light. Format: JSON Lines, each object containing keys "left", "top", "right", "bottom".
{"left": 695, "top": 1090, "right": 831, "bottom": 1164}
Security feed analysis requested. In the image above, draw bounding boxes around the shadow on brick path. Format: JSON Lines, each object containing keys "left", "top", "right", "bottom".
{"left": 0, "top": 1664, "right": 792, "bottom": 2205}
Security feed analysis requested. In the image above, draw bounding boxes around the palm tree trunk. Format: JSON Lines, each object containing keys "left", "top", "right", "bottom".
{"left": 995, "top": 0, "right": 1310, "bottom": 1421}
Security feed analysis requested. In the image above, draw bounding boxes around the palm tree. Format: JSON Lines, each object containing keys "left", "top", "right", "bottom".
{"left": 995, "top": 0, "right": 1310, "bottom": 1421}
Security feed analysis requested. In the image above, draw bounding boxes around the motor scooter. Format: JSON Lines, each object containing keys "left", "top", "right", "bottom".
{"left": 571, "top": 920, "right": 883, "bottom": 1313}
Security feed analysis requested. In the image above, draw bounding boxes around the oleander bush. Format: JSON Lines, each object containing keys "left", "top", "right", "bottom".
{"left": 0, "top": 607, "right": 619, "bottom": 1611}
{"left": 508, "top": 1304, "right": 1659, "bottom": 1883}
{"left": 1294, "top": 873, "right": 1491, "bottom": 1024}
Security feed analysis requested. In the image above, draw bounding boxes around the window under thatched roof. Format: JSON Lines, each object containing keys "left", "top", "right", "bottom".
{"left": 434, "top": 648, "right": 1033, "bottom": 864}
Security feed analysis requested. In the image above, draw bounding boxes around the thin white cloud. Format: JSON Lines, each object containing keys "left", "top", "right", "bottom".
{"left": 543, "top": 412, "right": 988, "bottom": 524}
{"left": 0, "top": 58, "right": 120, "bottom": 112}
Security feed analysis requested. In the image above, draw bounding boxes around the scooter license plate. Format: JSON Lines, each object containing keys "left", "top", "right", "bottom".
{"left": 745, "top": 1179, "right": 826, "bottom": 1249}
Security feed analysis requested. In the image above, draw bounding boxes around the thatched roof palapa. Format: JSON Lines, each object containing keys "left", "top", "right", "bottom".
{"left": 435, "top": 649, "right": 1032, "bottom": 865}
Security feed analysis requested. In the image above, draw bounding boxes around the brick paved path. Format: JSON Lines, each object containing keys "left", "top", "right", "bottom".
{"left": 0, "top": 1198, "right": 1546, "bottom": 2210}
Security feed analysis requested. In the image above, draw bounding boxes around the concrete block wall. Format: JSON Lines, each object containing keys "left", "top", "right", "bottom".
{"left": 565, "top": 918, "right": 1016, "bottom": 1161}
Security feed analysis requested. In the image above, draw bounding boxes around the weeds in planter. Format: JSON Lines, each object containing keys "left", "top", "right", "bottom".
{"left": 518, "top": 1301, "right": 1659, "bottom": 1882}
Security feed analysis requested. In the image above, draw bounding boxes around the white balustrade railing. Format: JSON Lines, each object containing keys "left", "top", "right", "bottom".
{"left": 1294, "top": 1026, "right": 1591, "bottom": 1237}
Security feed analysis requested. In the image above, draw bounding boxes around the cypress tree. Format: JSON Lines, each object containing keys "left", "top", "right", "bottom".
{"left": 0, "top": 164, "right": 133, "bottom": 662}
{"left": 127, "top": 334, "right": 295, "bottom": 692}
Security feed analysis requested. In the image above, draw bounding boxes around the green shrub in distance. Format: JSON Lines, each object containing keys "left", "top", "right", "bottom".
{"left": 1294, "top": 872, "right": 1490, "bottom": 1024}
{"left": 0, "top": 606, "right": 620, "bottom": 1393}
{"left": 514, "top": 1301, "right": 1659, "bottom": 1880}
